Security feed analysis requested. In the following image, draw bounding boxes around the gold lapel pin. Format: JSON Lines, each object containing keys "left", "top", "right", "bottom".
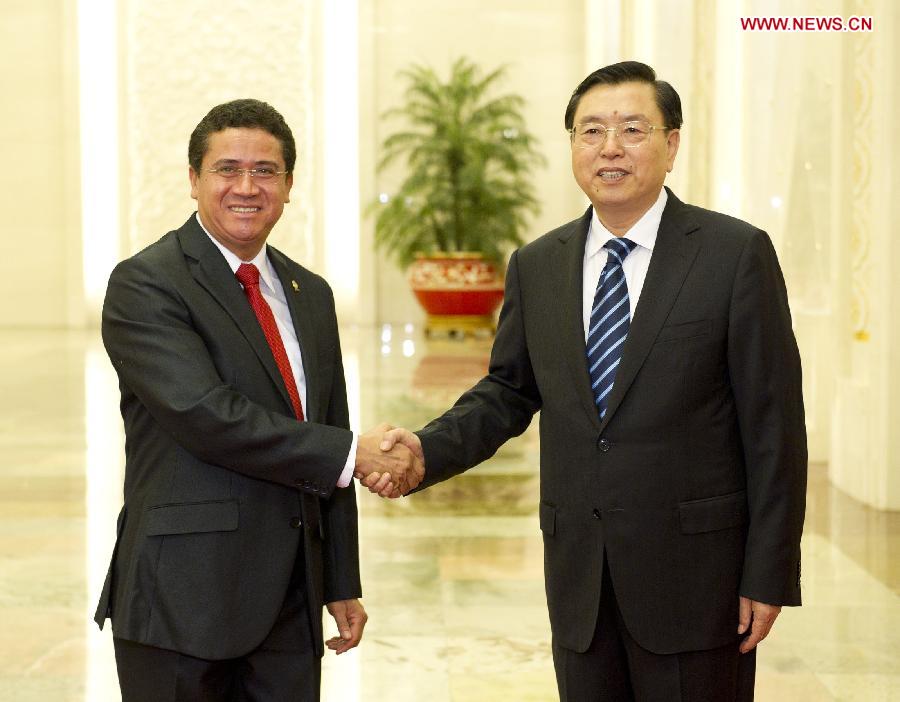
{"left": 291, "top": 280, "right": 300, "bottom": 293}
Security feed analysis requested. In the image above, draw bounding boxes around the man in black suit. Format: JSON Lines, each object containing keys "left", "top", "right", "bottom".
{"left": 369, "top": 62, "right": 807, "bottom": 700}
{"left": 96, "top": 99, "right": 422, "bottom": 701}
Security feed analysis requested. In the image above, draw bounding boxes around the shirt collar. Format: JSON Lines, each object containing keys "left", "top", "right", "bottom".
{"left": 586, "top": 188, "right": 668, "bottom": 258}
{"left": 195, "top": 212, "right": 277, "bottom": 292}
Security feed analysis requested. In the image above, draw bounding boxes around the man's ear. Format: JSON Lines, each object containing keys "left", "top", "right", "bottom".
{"left": 189, "top": 167, "right": 199, "bottom": 200}
{"left": 665, "top": 129, "right": 680, "bottom": 173}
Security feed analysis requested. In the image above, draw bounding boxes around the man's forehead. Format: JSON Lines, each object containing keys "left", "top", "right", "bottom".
{"left": 203, "top": 128, "right": 284, "bottom": 160}
{"left": 574, "top": 82, "right": 660, "bottom": 121}
{"left": 206, "top": 127, "right": 279, "bottom": 145}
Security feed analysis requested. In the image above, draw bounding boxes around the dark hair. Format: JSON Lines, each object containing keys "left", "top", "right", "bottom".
{"left": 188, "top": 99, "right": 296, "bottom": 173}
{"left": 563, "top": 61, "right": 683, "bottom": 131}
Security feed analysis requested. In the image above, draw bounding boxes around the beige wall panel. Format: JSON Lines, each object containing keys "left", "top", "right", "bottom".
{"left": 0, "top": 0, "right": 79, "bottom": 327}
{"left": 830, "top": 0, "right": 899, "bottom": 509}
{"left": 890, "top": 7, "right": 900, "bottom": 507}
{"left": 738, "top": 1, "right": 846, "bottom": 465}
{"left": 367, "top": 0, "right": 586, "bottom": 324}
{"left": 122, "top": 0, "right": 317, "bottom": 269}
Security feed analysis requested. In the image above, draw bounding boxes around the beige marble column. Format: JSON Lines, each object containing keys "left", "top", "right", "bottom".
{"left": 0, "top": 0, "right": 82, "bottom": 327}
{"left": 830, "top": 0, "right": 900, "bottom": 509}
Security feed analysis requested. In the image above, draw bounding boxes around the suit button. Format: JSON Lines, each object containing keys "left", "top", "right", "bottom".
{"left": 592, "top": 509, "right": 602, "bottom": 520}
{"left": 597, "top": 438, "right": 611, "bottom": 452}
{"left": 290, "top": 517, "right": 302, "bottom": 528}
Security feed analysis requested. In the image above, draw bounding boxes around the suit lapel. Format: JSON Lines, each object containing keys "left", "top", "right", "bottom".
{"left": 600, "top": 190, "right": 701, "bottom": 430}
{"left": 268, "top": 248, "right": 320, "bottom": 422}
{"left": 558, "top": 208, "right": 604, "bottom": 431}
{"left": 178, "top": 217, "right": 295, "bottom": 416}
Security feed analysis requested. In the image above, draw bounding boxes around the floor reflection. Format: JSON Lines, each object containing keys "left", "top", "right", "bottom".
{"left": 0, "top": 327, "right": 897, "bottom": 701}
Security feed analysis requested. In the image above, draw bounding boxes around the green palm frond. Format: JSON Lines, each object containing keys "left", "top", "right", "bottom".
{"left": 370, "top": 57, "right": 546, "bottom": 267}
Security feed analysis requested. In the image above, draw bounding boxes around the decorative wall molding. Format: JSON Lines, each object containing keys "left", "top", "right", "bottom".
{"left": 849, "top": 0, "right": 873, "bottom": 341}
{"left": 123, "top": 0, "right": 316, "bottom": 262}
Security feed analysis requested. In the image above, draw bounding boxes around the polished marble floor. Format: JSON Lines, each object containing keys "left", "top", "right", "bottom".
{"left": 0, "top": 327, "right": 897, "bottom": 701}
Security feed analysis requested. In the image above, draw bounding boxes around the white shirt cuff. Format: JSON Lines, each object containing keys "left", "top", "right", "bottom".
{"left": 336, "top": 433, "right": 358, "bottom": 488}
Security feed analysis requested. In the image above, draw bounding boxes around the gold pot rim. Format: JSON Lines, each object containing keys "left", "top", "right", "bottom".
{"left": 413, "top": 251, "right": 487, "bottom": 260}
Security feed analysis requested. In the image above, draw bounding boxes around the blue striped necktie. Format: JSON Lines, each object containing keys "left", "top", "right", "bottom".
{"left": 586, "top": 237, "right": 637, "bottom": 419}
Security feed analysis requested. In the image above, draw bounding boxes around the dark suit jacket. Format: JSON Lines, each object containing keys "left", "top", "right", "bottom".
{"left": 416, "top": 189, "right": 807, "bottom": 655}
{"left": 94, "top": 214, "right": 360, "bottom": 660}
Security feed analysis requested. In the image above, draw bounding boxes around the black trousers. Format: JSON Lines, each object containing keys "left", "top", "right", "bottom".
{"left": 115, "top": 557, "right": 320, "bottom": 702}
{"left": 553, "top": 562, "right": 756, "bottom": 702}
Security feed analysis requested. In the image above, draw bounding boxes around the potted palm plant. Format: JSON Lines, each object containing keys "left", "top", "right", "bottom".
{"left": 372, "top": 57, "right": 545, "bottom": 335}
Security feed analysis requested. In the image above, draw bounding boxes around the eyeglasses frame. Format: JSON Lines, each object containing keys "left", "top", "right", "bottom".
{"left": 205, "top": 167, "right": 290, "bottom": 180}
{"left": 568, "top": 120, "right": 673, "bottom": 149}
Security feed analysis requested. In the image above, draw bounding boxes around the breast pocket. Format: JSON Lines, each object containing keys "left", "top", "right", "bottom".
{"left": 654, "top": 319, "right": 712, "bottom": 344}
{"left": 641, "top": 319, "right": 714, "bottom": 382}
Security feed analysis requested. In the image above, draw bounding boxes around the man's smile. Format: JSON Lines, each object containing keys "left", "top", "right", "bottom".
{"left": 597, "top": 168, "right": 629, "bottom": 182}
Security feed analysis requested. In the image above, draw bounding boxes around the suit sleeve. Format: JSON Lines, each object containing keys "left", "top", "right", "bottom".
{"left": 727, "top": 229, "right": 807, "bottom": 606}
{"left": 416, "top": 249, "right": 542, "bottom": 488}
{"left": 317, "top": 286, "right": 362, "bottom": 602}
{"left": 102, "top": 256, "right": 352, "bottom": 496}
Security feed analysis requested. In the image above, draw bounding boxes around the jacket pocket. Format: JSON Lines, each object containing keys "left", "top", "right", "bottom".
{"left": 144, "top": 499, "right": 239, "bottom": 536}
{"left": 655, "top": 319, "right": 711, "bottom": 343}
{"left": 678, "top": 491, "right": 747, "bottom": 534}
{"left": 302, "top": 493, "right": 325, "bottom": 540}
{"left": 539, "top": 501, "right": 557, "bottom": 536}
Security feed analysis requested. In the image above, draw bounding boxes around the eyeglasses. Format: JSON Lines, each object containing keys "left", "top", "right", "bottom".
{"left": 206, "top": 166, "right": 288, "bottom": 180}
{"left": 569, "top": 120, "right": 669, "bottom": 149}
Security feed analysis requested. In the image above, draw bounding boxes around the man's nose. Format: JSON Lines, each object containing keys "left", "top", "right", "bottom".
{"left": 232, "top": 171, "right": 260, "bottom": 195}
{"left": 598, "top": 129, "right": 624, "bottom": 157}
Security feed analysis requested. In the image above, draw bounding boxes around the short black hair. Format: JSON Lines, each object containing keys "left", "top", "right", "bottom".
{"left": 564, "top": 61, "right": 683, "bottom": 131}
{"left": 188, "top": 99, "right": 296, "bottom": 173}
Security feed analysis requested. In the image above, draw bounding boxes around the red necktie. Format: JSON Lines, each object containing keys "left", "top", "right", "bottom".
{"left": 235, "top": 263, "right": 305, "bottom": 421}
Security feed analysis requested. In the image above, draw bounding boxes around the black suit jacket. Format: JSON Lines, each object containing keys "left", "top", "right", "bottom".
{"left": 416, "top": 189, "right": 807, "bottom": 655}
{"left": 94, "top": 214, "right": 360, "bottom": 660}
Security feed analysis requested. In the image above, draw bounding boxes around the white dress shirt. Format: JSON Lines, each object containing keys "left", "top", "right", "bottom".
{"left": 582, "top": 188, "right": 668, "bottom": 341}
{"left": 197, "top": 214, "right": 356, "bottom": 487}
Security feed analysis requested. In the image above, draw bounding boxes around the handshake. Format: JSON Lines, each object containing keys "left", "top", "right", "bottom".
{"left": 353, "top": 424, "right": 424, "bottom": 498}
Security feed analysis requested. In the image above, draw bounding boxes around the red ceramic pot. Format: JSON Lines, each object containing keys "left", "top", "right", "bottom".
{"left": 408, "top": 253, "right": 505, "bottom": 317}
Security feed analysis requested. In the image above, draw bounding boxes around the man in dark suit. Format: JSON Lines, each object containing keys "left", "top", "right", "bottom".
{"left": 369, "top": 62, "right": 807, "bottom": 700}
{"left": 96, "top": 99, "right": 422, "bottom": 701}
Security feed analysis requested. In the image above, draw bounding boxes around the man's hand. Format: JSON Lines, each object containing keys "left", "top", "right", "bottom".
{"left": 325, "top": 598, "right": 367, "bottom": 654}
{"left": 737, "top": 596, "right": 781, "bottom": 653}
{"left": 357, "top": 427, "right": 425, "bottom": 498}
{"left": 353, "top": 424, "right": 424, "bottom": 496}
